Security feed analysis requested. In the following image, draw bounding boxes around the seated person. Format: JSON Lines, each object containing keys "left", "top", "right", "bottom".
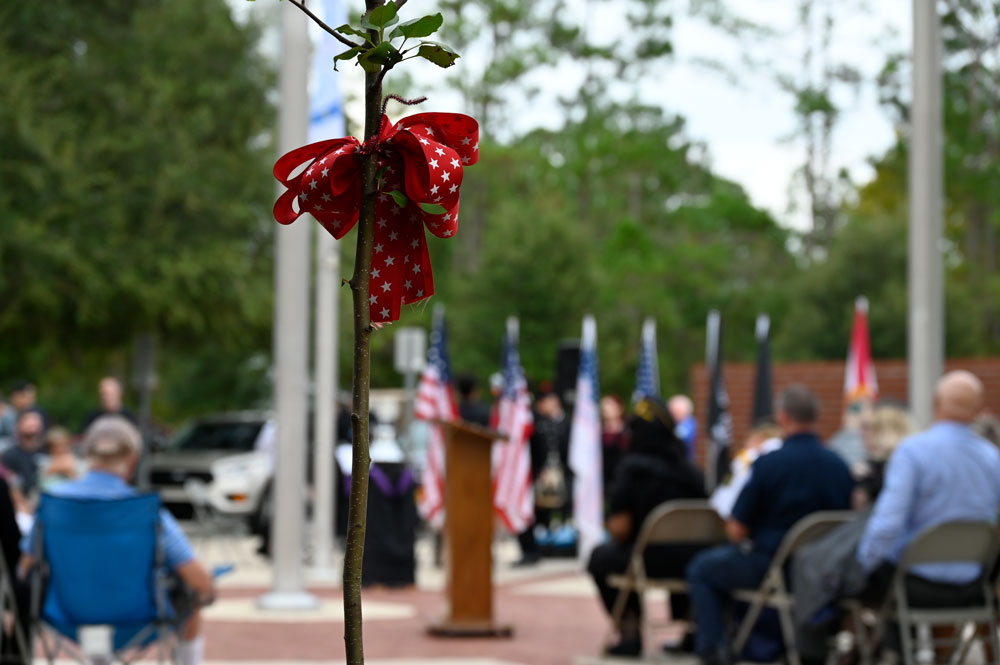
{"left": 38, "top": 426, "right": 85, "bottom": 492}
{"left": 856, "top": 371, "right": 1000, "bottom": 609}
{"left": 19, "top": 417, "right": 214, "bottom": 665}
{"left": 709, "top": 423, "right": 782, "bottom": 519}
{"left": 686, "top": 385, "right": 853, "bottom": 665}
{"left": 851, "top": 405, "right": 913, "bottom": 509}
{"left": 587, "top": 397, "right": 708, "bottom": 658}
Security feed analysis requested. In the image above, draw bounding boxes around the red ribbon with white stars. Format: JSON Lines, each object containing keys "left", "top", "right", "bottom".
{"left": 273, "top": 112, "right": 479, "bottom": 323}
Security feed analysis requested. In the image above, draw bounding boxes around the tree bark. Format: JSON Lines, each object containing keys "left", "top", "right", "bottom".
{"left": 343, "top": 2, "right": 383, "bottom": 662}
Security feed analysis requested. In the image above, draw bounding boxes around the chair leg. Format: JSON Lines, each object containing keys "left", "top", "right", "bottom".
{"left": 607, "top": 585, "right": 631, "bottom": 644}
{"left": 987, "top": 615, "right": 1000, "bottom": 665}
{"left": 896, "top": 585, "right": 917, "bottom": 665}
{"left": 732, "top": 574, "right": 774, "bottom": 656}
{"left": 778, "top": 604, "right": 801, "bottom": 665}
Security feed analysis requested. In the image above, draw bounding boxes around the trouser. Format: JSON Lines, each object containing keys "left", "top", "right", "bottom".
{"left": 588, "top": 541, "right": 709, "bottom": 629}
{"left": 686, "top": 543, "right": 772, "bottom": 656}
{"left": 797, "top": 563, "right": 991, "bottom": 662}
{"left": 517, "top": 506, "right": 554, "bottom": 557}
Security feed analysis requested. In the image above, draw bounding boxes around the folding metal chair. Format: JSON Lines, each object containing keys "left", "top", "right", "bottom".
{"left": 29, "top": 493, "right": 181, "bottom": 664}
{"left": 732, "top": 510, "right": 855, "bottom": 665}
{"left": 876, "top": 521, "right": 1000, "bottom": 665}
{"left": 605, "top": 500, "right": 727, "bottom": 648}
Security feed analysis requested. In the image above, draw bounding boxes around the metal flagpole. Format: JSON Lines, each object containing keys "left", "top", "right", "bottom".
{"left": 311, "top": 229, "right": 339, "bottom": 580}
{"left": 908, "top": 0, "right": 944, "bottom": 428}
{"left": 258, "top": 0, "right": 319, "bottom": 610}
{"left": 307, "top": 0, "right": 346, "bottom": 582}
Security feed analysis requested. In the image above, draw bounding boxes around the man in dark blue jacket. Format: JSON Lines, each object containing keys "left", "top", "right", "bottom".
{"left": 686, "top": 385, "right": 853, "bottom": 665}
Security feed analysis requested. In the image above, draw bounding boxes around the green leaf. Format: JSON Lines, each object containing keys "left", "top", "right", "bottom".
{"left": 357, "top": 41, "right": 402, "bottom": 73}
{"left": 387, "top": 190, "right": 408, "bottom": 207}
{"left": 416, "top": 41, "right": 460, "bottom": 68}
{"left": 335, "top": 23, "right": 367, "bottom": 38}
{"left": 419, "top": 202, "right": 447, "bottom": 214}
{"left": 389, "top": 13, "right": 444, "bottom": 40}
{"left": 333, "top": 45, "right": 363, "bottom": 71}
{"left": 361, "top": 2, "right": 398, "bottom": 30}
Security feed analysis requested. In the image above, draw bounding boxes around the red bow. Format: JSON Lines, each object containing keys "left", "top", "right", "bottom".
{"left": 273, "top": 112, "right": 479, "bottom": 323}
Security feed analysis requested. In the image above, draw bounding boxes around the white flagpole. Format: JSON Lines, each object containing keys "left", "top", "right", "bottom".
{"left": 259, "top": 0, "right": 318, "bottom": 610}
{"left": 308, "top": 0, "right": 346, "bottom": 582}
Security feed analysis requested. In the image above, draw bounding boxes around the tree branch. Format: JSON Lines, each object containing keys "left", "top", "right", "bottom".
{"left": 287, "top": 0, "right": 362, "bottom": 49}
{"left": 342, "top": 8, "right": 383, "bottom": 663}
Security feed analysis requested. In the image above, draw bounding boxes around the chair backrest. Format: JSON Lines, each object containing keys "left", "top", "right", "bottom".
{"left": 898, "top": 521, "right": 998, "bottom": 571}
{"left": 770, "top": 510, "right": 855, "bottom": 567}
{"left": 634, "top": 500, "right": 727, "bottom": 551}
{"left": 36, "top": 493, "right": 161, "bottom": 627}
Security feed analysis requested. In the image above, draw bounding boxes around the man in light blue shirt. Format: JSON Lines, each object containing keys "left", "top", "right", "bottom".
{"left": 20, "top": 416, "right": 213, "bottom": 665}
{"left": 857, "top": 370, "right": 1000, "bottom": 585}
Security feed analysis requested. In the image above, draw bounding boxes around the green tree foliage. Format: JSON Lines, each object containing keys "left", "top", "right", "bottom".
{"left": 0, "top": 0, "right": 274, "bottom": 424}
{"left": 778, "top": 0, "right": 1000, "bottom": 360}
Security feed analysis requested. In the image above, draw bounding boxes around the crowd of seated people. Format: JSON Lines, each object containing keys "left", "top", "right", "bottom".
{"left": 589, "top": 371, "right": 1000, "bottom": 665}
{"left": 0, "top": 405, "right": 213, "bottom": 665}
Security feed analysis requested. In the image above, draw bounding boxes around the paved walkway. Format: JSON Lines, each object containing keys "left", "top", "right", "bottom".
{"left": 189, "top": 533, "right": 630, "bottom": 665}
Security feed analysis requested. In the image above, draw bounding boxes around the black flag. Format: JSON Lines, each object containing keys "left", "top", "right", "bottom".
{"left": 752, "top": 314, "right": 774, "bottom": 425}
{"left": 705, "top": 310, "right": 732, "bottom": 490}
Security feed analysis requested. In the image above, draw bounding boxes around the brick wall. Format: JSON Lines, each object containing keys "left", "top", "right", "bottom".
{"left": 690, "top": 358, "right": 1000, "bottom": 467}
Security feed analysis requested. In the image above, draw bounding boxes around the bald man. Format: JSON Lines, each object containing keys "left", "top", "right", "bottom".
{"left": 857, "top": 370, "right": 1000, "bottom": 585}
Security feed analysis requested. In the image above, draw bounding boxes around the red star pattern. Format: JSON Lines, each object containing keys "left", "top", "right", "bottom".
{"left": 273, "top": 113, "right": 479, "bottom": 323}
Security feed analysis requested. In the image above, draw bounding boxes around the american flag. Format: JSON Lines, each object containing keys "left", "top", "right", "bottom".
{"left": 416, "top": 307, "right": 458, "bottom": 530}
{"left": 568, "top": 315, "right": 603, "bottom": 562}
{"left": 492, "top": 317, "right": 535, "bottom": 534}
{"left": 633, "top": 317, "right": 660, "bottom": 402}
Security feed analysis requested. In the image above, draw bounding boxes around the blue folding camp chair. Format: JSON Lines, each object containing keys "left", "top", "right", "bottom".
{"left": 29, "top": 493, "right": 181, "bottom": 664}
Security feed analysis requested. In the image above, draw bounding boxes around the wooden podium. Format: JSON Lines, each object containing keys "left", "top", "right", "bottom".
{"left": 427, "top": 419, "right": 514, "bottom": 638}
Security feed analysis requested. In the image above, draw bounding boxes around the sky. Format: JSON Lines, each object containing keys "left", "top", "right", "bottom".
{"left": 240, "top": 0, "right": 915, "bottom": 230}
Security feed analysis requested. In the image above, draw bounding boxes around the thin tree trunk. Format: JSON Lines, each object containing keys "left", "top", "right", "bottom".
{"left": 343, "top": 2, "right": 382, "bottom": 661}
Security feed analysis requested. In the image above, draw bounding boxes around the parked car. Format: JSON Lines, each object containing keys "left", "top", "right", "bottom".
{"left": 149, "top": 411, "right": 275, "bottom": 526}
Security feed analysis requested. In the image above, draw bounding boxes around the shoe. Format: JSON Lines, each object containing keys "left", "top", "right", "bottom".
{"left": 662, "top": 632, "right": 695, "bottom": 654}
{"left": 512, "top": 553, "right": 541, "bottom": 567}
{"left": 604, "top": 635, "right": 642, "bottom": 657}
{"left": 698, "top": 647, "right": 731, "bottom": 665}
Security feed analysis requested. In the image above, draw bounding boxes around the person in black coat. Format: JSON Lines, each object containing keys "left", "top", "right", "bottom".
{"left": 588, "top": 397, "right": 709, "bottom": 658}
{"left": 0, "top": 474, "right": 29, "bottom": 664}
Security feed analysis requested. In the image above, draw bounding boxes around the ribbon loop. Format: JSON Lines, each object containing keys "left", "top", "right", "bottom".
{"left": 272, "top": 113, "right": 479, "bottom": 323}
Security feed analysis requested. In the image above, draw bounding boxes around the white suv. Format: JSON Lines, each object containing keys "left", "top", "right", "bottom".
{"left": 149, "top": 412, "right": 275, "bottom": 525}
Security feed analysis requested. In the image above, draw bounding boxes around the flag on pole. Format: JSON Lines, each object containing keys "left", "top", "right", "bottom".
{"left": 633, "top": 318, "right": 661, "bottom": 403}
{"left": 568, "top": 315, "right": 602, "bottom": 562}
{"left": 492, "top": 317, "right": 535, "bottom": 534}
{"left": 307, "top": 0, "right": 346, "bottom": 142}
{"left": 845, "top": 297, "right": 878, "bottom": 402}
{"left": 705, "top": 310, "right": 733, "bottom": 490}
{"left": 416, "top": 307, "right": 459, "bottom": 530}
{"left": 751, "top": 314, "right": 773, "bottom": 425}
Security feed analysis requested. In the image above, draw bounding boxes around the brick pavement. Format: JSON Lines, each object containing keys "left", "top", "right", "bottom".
{"left": 202, "top": 572, "right": 610, "bottom": 665}
{"left": 194, "top": 537, "right": 615, "bottom": 665}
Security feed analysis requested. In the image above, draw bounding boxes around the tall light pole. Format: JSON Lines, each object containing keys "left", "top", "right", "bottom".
{"left": 258, "top": 0, "right": 318, "bottom": 610}
{"left": 908, "top": 0, "right": 944, "bottom": 428}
